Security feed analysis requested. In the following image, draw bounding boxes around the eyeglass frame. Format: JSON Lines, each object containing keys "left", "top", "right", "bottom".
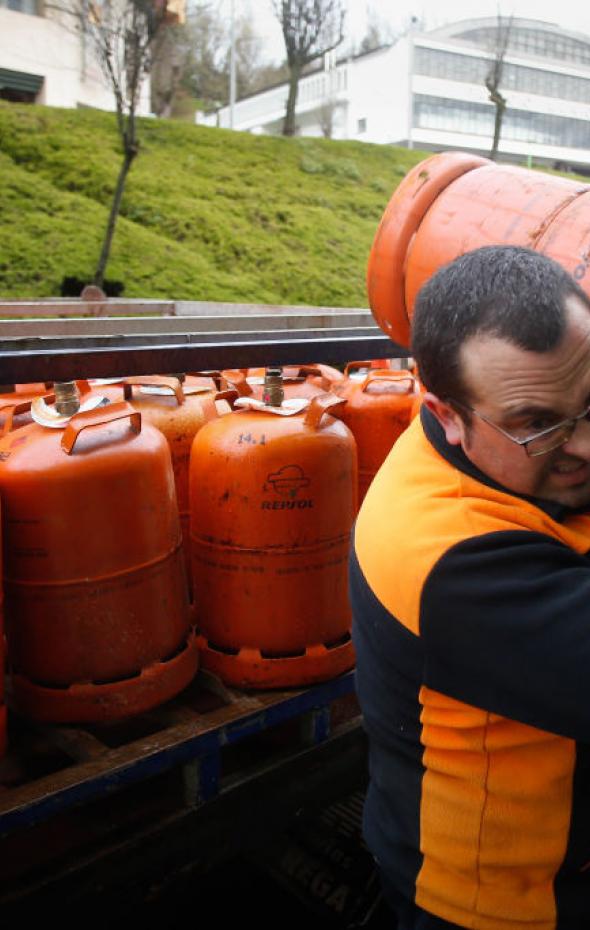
{"left": 447, "top": 398, "right": 590, "bottom": 458}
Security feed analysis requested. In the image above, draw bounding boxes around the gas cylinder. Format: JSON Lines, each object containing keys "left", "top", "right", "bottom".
{"left": 121, "top": 375, "right": 225, "bottom": 595}
{"left": 332, "top": 367, "right": 418, "bottom": 504}
{"left": 189, "top": 371, "right": 357, "bottom": 689}
{"left": 0, "top": 382, "right": 198, "bottom": 723}
{"left": 367, "top": 151, "right": 590, "bottom": 345}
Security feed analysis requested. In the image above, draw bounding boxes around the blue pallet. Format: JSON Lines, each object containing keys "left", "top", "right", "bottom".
{"left": 0, "top": 670, "right": 357, "bottom": 836}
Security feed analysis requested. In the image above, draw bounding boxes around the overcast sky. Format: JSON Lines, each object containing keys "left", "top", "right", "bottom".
{"left": 229, "top": 0, "right": 590, "bottom": 64}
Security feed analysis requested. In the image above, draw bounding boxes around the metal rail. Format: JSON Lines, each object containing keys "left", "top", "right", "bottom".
{"left": 0, "top": 310, "right": 375, "bottom": 336}
{"left": 0, "top": 299, "right": 372, "bottom": 319}
{"left": 0, "top": 300, "right": 408, "bottom": 381}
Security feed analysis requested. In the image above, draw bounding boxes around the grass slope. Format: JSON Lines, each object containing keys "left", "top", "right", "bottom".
{"left": 0, "top": 102, "right": 426, "bottom": 303}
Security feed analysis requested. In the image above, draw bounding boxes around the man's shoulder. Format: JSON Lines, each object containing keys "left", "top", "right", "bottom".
{"left": 354, "top": 417, "right": 590, "bottom": 635}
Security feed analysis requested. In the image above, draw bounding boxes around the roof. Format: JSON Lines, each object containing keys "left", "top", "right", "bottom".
{"left": 425, "top": 15, "right": 590, "bottom": 49}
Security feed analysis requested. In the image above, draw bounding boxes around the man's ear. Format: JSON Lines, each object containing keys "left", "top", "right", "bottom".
{"left": 423, "top": 393, "right": 465, "bottom": 446}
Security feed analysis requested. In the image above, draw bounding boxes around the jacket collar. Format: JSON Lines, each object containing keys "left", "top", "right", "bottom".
{"left": 420, "top": 405, "right": 574, "bottom": 522}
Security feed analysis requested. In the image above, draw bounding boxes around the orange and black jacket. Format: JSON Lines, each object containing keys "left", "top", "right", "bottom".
{"left": 351, "top": 406, "right": 590, "bottom": 930}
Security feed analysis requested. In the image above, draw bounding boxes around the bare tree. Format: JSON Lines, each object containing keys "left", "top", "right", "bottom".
{"left": 151, "top": 20, "right": 193, "bottom": 117}
{"left": 232, "top": 18, "right": 265, "bottom": 97}
{"left": 247, "top": 59, "right": 290, "bottom": 95}
{"left": 167, "top": 5, "right": 265, "bottom": 113}
{"left": 485, "top": 12, "right": 513, "bottom": 161}
{"left": 272, "top": 0, "right": 344, "bottom": 137}
{"left": 318, "top": 98, "right": 336, "bottom": 138}
{"left": 358, "top": 4, "right": 394, "bottom": 55}
{"left": 317, "top": 50, "right": 339, "bottom": 138}
{"left": 181, "top": 2, "right": 227, "bottom": 107}
{"left": 71, "top": 0, "right": 182, "bottom": 287}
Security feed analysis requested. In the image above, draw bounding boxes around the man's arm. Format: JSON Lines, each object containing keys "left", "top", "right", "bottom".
{"left": 420, "top": 530, "right": 590, "bottom": 740}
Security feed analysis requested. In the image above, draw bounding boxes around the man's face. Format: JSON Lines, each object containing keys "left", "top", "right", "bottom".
{"left": 432, "top": 294, "right": 590, "bottom": 509}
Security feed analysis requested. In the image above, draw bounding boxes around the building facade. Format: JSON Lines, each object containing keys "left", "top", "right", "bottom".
{"left": 0, "top": 0, "right": 155, "bottom": 112}
{"left": 199, "top": 17, "right": 590, "bottom": 172}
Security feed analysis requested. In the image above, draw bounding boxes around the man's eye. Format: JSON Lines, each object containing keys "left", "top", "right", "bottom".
{"left": 528, "top": 417, "right": 557, "bottom": 432}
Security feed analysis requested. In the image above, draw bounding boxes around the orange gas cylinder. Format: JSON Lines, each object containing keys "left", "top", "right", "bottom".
{"left": 122, "top": 375, "right": 226, "bottom": 596}
{"left": 367, "top": 151, "right": 590, "bottom": 344}
{"left": 189, "top": 379, "right": 357, "bottom": 689}
{"left": 332, "top": 368, "right": 418, "bottom": 504}
{"left": 0, "top": 382, "right": 198, "bottom": 723}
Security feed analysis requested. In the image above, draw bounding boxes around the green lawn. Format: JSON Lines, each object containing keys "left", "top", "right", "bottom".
{"left": 0, "top": 102, "right": 426, "bottom": 303}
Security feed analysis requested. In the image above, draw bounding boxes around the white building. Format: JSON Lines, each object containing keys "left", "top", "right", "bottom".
{"left": 0, "top": 0, "right": 152, "bottom": 112}
{"left": 199, "top": 17, "right": 590, "bottom": 172}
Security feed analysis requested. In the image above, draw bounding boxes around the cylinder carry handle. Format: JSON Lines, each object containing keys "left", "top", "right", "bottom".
{"left": 221, "top": 369, "right": 254, "bottom": 397}
{"left": 344, "top": 360, "right": 376, "bottom": 377}
{"left": 304, "top": 392, "right": 347, "bottom": 429}
{"left": 214, "top": 388, "right": 240, "bottom": 409}
{"left": 1, "top": 399, "right": 34, "bottom": 436}
{"left": 361, "top": 372, "right": 415, "bottom": 394}
{"left": 290, "top": 365, "right": 331, "bottom": 390}
{"left": 123, "top": 375, "right": 184, "bottom": 405}
{"left": 188, "top": 370, "right": 224, "bottom": 390}
{"left": 61, "top": 402, "right": 141, "bottom": 454}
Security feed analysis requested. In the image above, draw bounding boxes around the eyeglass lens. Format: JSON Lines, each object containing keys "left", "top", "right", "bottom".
{"left": 525, "top": 406, "right": 590, "bottom": 456}
{"left": 526, "top": 425, "right": 574, "bottom": 456}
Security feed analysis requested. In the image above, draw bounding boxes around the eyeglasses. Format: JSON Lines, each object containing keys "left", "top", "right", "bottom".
{"left": 449, "top": 399, "right": 590, "bottom": 457}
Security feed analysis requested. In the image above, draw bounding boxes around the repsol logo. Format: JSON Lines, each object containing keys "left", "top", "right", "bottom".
{"left": 261, "top": 499, "right": 314, "bottom": 510}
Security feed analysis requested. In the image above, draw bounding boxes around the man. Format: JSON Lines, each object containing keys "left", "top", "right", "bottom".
{"left": 351, "top": 245, "right": 590, "bottom": 930}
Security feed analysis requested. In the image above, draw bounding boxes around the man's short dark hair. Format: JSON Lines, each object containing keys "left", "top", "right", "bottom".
{"left": 411, "top": 245, "right": 590, "bottom": 405}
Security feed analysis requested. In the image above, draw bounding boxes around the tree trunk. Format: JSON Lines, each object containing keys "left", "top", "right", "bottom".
{"left": 93, "top": 148, "right": 137, "bottom": 288}
{"left": 283, "top": 64, "right": 301, "bottom": 136}
{"left": 489, "top": 89, "right": 506, "bottom": 161}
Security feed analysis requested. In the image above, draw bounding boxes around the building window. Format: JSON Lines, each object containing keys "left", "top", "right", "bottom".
{"left": 357, "top": 117, "right": 367, "bottom": 133}
{"left": 456, "top": 25, "right": 590, "bottom": 68}
{"left": 414, "top": 93, "right": 590, "bottom": 149}
{"left": 0, "top": 67, "right": 43, "bottom": 102}
{"left": 414, "top": 46, "right": 590, "bottom": 105}
{"left": 0, "top": 0, "right": 39, "bottom": 13}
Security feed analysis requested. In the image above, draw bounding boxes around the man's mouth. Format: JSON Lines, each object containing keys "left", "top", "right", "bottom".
{"left": 551, "top": 460, "right": 590, "bottom": 485}
{"left": 553, "top": 461, "right": 585, "bottom": 474}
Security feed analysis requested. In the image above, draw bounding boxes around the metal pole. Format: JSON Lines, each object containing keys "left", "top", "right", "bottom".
{"left": 229, "top": 0, "right": 236, "bottom": 129}
{"left": 407, "top": 22, "right": 416, "bottom": 150}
